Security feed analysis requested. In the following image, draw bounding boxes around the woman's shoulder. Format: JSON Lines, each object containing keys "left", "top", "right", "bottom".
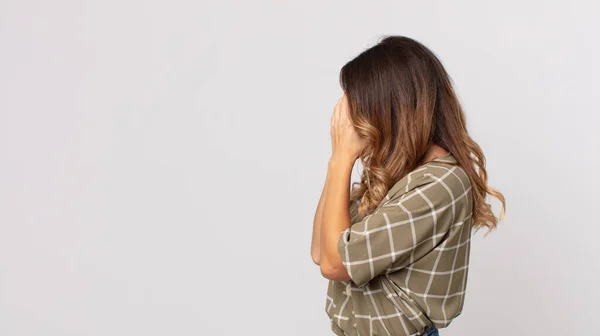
{"left": 385, "top": 153, "right": 471, "bottom": 206}
{"left": 422, "top": 153, "right": 471, "bottom": 189}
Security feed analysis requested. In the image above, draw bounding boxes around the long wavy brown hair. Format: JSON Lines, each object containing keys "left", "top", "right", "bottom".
{"left": 342, "top": 35, "right": 505, "bottom": 232}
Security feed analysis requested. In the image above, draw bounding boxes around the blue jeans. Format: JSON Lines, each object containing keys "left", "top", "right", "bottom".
{"left": 419, "top": 327, "right": 439, "bottom": 336}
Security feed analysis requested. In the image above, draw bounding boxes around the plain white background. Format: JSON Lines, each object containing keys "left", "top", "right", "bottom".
{"left": 1, "top": 1, "right": 599, "bottom": 335}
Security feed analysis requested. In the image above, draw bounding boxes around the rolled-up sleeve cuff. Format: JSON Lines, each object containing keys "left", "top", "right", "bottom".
{"left": 337, "top": 227, "right": 366, "bottom": 287}
{"left": 337, "top": 228, "right": 351, "bottom": 257}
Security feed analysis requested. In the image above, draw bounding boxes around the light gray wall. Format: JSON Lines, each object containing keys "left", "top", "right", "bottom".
{"left": 1, "top": 1, "right": 598, "bottom": 335}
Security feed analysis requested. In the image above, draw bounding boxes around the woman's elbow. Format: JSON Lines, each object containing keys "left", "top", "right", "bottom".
{"left": 311, "top": 251, "right": 320, "bottom": 265}
{"left": 320, "top": 262, "right": 350, "bottom": 281}
{"left": 320, "top": 264, "right": 336, "bottom": 279}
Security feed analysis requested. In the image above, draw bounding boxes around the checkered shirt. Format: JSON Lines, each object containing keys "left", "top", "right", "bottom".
{"left": 325, "top": 153, "right": 473, "bottom": 336}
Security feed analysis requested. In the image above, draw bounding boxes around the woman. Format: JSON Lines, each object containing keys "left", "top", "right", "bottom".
{"left": 310, "top": 35, "right": 505, "bottom": 336}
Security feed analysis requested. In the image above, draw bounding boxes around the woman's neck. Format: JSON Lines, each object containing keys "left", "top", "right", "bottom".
{"left": 420, "top": 144, "right": 449, "bottom": 165}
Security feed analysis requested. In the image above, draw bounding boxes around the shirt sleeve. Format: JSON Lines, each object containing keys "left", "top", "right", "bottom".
{"left": 337, "top": 175, "right": 455, "bottom": 287}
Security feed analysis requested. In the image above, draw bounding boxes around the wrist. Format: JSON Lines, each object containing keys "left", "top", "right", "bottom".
{"left": 329, "top": 154, "right": 356, "bottom": 170}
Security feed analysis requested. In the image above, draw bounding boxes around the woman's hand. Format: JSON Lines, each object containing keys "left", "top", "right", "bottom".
{"left": 330, "top": 94, "right": 366, "bottom": 163}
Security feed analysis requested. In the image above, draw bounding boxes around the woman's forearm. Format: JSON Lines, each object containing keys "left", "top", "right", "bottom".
{"left": 311, "top": 164, "right": 331, "bottom": 265}
{"left": 319, "top": 155, "right": 354, "bottom": 281}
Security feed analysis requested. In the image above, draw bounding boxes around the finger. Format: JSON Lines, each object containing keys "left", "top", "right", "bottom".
{"left": 333, "top": 109, "right": 337, "bottom": 125}
{"left": 338, "top": 103, "right": 349, "bottom": 125}
{"left": 334, "top": 97, "right": 342, "bottom": 122}
{"left": 339, "top": 95, "right": 349, "bottom": 118}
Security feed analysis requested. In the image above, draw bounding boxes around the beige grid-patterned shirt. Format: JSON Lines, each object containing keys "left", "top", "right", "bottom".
{"left": 325, "top": 153, "right": 473, "bottom": 336}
